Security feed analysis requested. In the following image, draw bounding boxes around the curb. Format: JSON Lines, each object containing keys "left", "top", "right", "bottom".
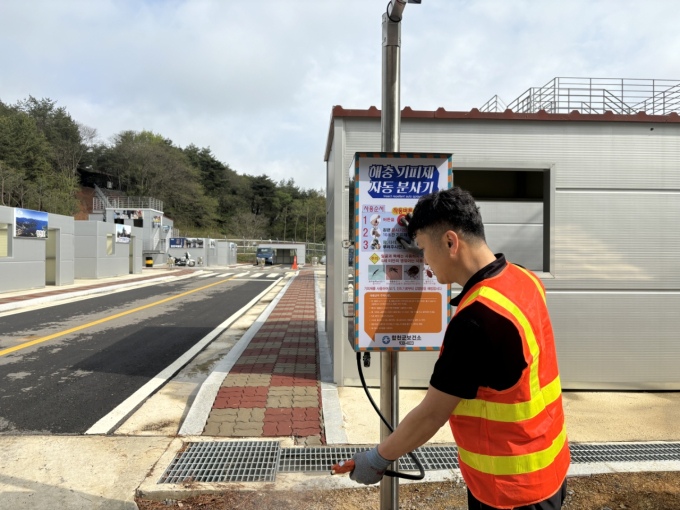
{"left": 0, "top": 272, "right": 200, "bottom": 313}
{"left": 178, "top": 275, "right": 297, "bottom": 435}
{"left": 314, "top": 271, "right": 348, "bottom": 444}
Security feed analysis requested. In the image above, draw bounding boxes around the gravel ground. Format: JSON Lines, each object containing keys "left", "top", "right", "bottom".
{"left": 137, "top": 471, "right": 680, "bottom": 510}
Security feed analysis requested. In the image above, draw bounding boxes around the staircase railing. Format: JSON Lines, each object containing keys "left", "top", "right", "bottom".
{"left": 92, "top": 184, "right": 111, "bottom": 212}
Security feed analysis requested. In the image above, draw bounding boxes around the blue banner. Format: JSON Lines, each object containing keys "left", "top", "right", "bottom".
{"left": 169, "top": 237, "right": 186, "bottom": 249}
{"left": 367, "top": 164, "right": 439, "bottom": 199}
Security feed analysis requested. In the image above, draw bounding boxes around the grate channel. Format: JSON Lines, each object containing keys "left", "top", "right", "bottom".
{"left": 159, "top": 441, "right": 281, "bottom": 484}
{"left": 158, "top": 441, "right": 680, "bottom": 483}
{"left": 278, "top": 446, "right": 459, "bottom": 473}
{"left": 569, "top": 442, "right": 680, "bottom": 464}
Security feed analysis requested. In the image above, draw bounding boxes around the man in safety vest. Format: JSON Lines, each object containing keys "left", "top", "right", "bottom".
{"left": 349, "top": 187, "right": 569, "bottom": 509}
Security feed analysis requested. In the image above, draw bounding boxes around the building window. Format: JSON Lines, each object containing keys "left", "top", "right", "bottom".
{"left": 454, "top": 170, "right": 545, "bottom": 272}
{"left": 0, "top": 223, "right": 9, "bottom": 257}
{"left": 107, "top": 234, "right": 114, "bottom": 255}
{"left": 454, "top": 170, "right": 543, "bottom": 201}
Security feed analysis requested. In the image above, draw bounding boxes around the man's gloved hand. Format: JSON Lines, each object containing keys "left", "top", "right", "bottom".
{"left": 396, "top": 236, "right": 423, "bottom": 257}
{"left": 349, "top": 447, "right": 393, "bottom": 485}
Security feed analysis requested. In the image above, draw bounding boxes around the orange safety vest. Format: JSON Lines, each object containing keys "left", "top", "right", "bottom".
{"left": 447, "top": 262, "right": 570, "bottom": 509}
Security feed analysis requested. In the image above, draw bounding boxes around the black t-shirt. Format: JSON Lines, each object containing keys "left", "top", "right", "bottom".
{"left": 429, "top": 254, "right": 528, "bottom": 400}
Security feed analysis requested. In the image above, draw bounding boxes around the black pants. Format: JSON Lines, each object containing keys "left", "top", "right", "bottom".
{"left": 468, "top": 479, "right": 567, "bottom": 510}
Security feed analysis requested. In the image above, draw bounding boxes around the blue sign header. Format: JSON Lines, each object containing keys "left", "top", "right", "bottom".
{"left": 367, "top": 164, "right": 439, "bottom": 199}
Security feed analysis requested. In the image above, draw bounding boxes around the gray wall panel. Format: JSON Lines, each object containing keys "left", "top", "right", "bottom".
{"left": 485, "top": 224, "right": 543, "bottom": 271}
{"left": 477, "top": 201, "right": 543, "bottom": 224}
{"left": 552, "top": 191, "right": 680, "bottom": 289}
{"left": 400, "top": 119, "right": 680, "bottom": 190}
{"left": 74, "top": 221, "right": 130, "bottom": 279}
{"left": 76, "top": 258, "right": 97, "bottom": 279}
{"left": 550, "top": 292, "right": 680, "bottom": 389}
{"left": 344, "top": 119, "right": 680, "bottom": 190}
{"left": 0, "top": 206, "right": 77, "bottom": 292}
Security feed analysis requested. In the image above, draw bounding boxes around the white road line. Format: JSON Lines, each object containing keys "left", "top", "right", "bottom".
{"left": 266, "top": 273, "right": 278, "bottom": 278}
{"left": 197, "top": 273, "right": 215, "bottom": 278}
{"left": 0, "top": 272, "right": 200, "bottom": 316}
{"left": 85, "top": 277, "right": 284, "bottom": 435}
{"left": 233, "top": 272, "right": 249, "bottom": 277}
{"left": 250, "top": 273, "right": 263, "bottom": 278}
{"left": 179, "top": 276, "right": 294, "bottom": 435}
{"left": 216, "top": 273, "right": 233, "bottom": 278}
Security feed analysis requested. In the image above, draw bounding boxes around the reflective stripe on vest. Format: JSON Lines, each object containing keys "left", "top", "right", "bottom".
{"left": 453, "top": 375, "right": 561, "bottom": 422}
{"left": 514, "top": 265, "right": 546, "bottom": 303}
{"left": 458, "top": 424, "right": 567, "bottom": 476}
{"left": 458, "top": 285, "right": 541, "bottom": 400}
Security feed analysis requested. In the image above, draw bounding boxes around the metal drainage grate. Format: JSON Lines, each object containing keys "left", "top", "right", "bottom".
{"left": 159, "top": 441, "right": 281, "bottom": 484}
{"left": 158, "top": 441, "right": 680, "bottom": 484}
{"left": 278, "top": 446, "right": 459, "bottom": 473}
{"left": 570, "top": 442, "right": 680, "bottom": 463}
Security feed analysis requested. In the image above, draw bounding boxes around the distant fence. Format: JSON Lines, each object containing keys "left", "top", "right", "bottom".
{"left": 224, "top": 239, "right": 326, "bottom": 259}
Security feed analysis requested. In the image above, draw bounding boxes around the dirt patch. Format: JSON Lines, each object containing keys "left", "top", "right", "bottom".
{"left": 141, "top": 420, "right": 177, "bottom": 432}
{"left": 136, "top": 471, "right": 680, "bottom": 510}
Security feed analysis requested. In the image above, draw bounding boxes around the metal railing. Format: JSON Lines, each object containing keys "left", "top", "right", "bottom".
{"left": 103, "top": 196, "right": 164, "bottom": 211}
{"left": 92, "top": 184, "right": 111, "bottom": 212}
{"left": 92, "top": 184, "right": 163, "bottom": 212}
{"left": 481, "top": 77, "right": 680, "bottom": 115}
{"left": 479, "top": 95, "right": 507, "bottom": 113}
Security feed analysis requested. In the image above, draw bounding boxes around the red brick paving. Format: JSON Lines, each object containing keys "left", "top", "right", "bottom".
{"left": 203, "top": 271, "right": 324, "bottom": 442}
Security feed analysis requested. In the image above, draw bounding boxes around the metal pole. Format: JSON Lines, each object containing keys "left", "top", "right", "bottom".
{"left": 381, "top": 11, "right": 401, "bottom": 154}
{"left": 381, "top": 7, "right": 401, "bottom": 510}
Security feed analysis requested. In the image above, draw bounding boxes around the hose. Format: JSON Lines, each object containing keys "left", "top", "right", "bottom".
{"left": 356, "top": 352, "right": 425, "bottom": 480}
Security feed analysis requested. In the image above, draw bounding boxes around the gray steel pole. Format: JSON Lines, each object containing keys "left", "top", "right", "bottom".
{"left": 380, "top": 8, "right": 401, "bottom": 510}
{"left": 381, "top": 11, "right": 401, "bottom": 153}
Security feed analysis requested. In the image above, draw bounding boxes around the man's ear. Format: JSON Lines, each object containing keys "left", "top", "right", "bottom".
{"left": 444, "top": 231, "right": 459, "bottom": 254}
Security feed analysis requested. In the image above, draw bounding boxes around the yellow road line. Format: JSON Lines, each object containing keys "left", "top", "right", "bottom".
{"left": 0, "top": 276, "right": 238, "bottom": 358}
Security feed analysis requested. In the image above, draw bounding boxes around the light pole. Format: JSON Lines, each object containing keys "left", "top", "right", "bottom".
{"left": 380, "top": 2, "right": 421, "bottom": 509}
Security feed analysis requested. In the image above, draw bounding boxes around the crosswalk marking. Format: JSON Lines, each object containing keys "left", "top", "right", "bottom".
{"left": 250, "top": 273, "right": 264, "bottom": 278}
{"left": 233, "top": 272, "right": 249, "bottom": 277}
{"left": 266, "top": 273, "right": 277, "bottom": 278}
{"left": 198, "top": 272, "right": 215, "bottom": 278}
{"left": 217, "top": 273, "right": 233, "bottom": 278}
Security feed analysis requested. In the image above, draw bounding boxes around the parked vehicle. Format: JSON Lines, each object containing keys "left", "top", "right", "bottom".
{"left": 256, "top": 247, "right": 275, "bottom": 265}
{"left": 172, "top": 252, "right": 196, "bottom": 267}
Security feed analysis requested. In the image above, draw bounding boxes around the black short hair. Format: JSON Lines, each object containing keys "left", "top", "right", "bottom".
{"left": 407, "top": 187, "right": 486, "bottom": 244}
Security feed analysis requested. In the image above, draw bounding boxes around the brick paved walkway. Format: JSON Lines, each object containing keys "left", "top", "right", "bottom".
{"left": 0, "top": 269, "right": 194, "bottom": 305}
{"left": 203, "top": 271, "right": 324, "bottom": 444}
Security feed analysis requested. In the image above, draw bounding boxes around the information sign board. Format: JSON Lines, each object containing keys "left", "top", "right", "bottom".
{"left": 353, "top": 153, "right": 452, "bottom": 351}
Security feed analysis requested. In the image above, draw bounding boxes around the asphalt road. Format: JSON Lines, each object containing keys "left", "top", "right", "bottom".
{"left": 0, "top": 267, "right": 289, "bottom": 434}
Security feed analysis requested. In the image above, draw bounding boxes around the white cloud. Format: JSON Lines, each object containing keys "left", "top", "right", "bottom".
{"left": 1, "top": 0, "right": 679, "bottom": 190}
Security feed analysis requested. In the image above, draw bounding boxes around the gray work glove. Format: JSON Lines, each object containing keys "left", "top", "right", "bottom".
{"left": 349, "top": 447, "right": 393, "bottom": 485}
{"left": 396, "top": 236, "right": 423, "bottom": 257}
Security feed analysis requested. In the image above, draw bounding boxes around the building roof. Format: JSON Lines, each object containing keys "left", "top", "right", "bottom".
{"left": 324, "top": 105, "right": 680, "bottom": 162}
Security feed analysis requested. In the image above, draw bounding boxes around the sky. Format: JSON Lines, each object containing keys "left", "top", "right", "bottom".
{"left": 1, "top": 0, "right": 679, "bottom": 191}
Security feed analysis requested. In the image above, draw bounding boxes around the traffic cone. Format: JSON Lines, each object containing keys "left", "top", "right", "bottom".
{"left": 292, "top": 256, "right": 298, "bottom": 270}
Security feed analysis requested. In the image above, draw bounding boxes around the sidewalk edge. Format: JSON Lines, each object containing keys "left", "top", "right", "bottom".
{"left": 178, "top": 275, "right": 297, "bottom": 435}
{"left": 315, "top": 271, "right": 349, "bottom": 445}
